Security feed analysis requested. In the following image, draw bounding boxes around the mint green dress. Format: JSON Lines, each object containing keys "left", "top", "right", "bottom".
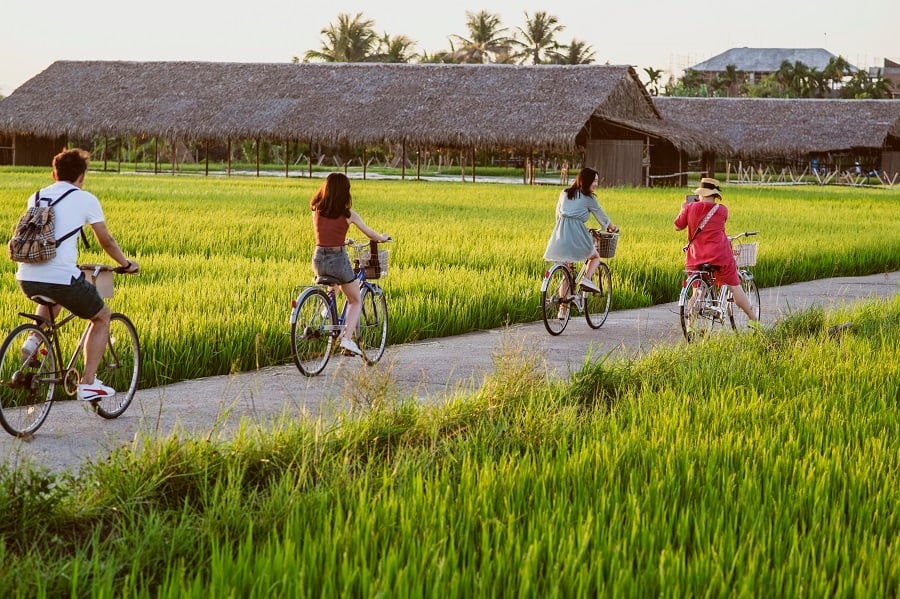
{"left": 543, "top": 190, "right": 612, "bottom": 262}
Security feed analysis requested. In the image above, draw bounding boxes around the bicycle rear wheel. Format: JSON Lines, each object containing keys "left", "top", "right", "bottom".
{"left": 729, "top": 271, "right": 761, "bottom": 331}
{"left": 94, "top": 313, "right": 141, "bottom": 419}
{"left": 0, "top": 324, "right": 56, "bottom": 437}
{"left": 584, "top": 261, "right": 613, "bottom": 329}
{"left": 357, "top": 285, "right": 388, "bottom": 365}
{"left": 541, "top": 264, "right": 574, "bottom": 336}
{"left": 291, "top": 288, "right": 335, "bottom": 376}
{"left": 680, "top": 275, "right": 719, "bottom": 342}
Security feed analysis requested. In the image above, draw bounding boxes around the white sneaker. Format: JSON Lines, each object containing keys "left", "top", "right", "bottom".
{"left": 580, "top": 278, "right": 601, "bottom": 293}
{"left": 339, "top": 337, "right": 362, "bottom": 356}
{"left": 20, "top": 334, "right": 42, "bottom": 365}
{"left": 76, "top": 378, "right": 116, "bottom": 401}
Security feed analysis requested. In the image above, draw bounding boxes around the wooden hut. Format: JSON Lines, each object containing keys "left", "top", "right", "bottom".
{"left": 654, "top": 97, "right": 900, "bottom": 178}
{"left": 0, "top": 61, "right": 728, "bottom": 186}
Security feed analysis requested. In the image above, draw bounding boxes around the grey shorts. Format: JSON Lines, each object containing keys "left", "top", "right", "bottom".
{"left": 18, "top": 273, "right": 106, "bottom": 319}
{"left": 312, "top": 246, "right": 356, "bottom": 284}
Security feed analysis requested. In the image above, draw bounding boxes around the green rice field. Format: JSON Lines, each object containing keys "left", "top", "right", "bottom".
{"left": 1, "top": 168, "right": 898, "bottom": 388}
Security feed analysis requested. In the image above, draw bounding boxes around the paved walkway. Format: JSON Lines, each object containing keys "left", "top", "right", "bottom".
{"left": 2, "top": 271, "right": 897, "bottom": 475}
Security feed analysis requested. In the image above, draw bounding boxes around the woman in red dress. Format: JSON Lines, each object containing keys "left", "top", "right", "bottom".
{"left": 674, "top": 178, "right": 760, "bottom": 327}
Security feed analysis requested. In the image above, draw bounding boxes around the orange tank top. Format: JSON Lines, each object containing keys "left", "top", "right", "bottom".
{"left": 314, "top": 212, "right": 350, "bottom": 247}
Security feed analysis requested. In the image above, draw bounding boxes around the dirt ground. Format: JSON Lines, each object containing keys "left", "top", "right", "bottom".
{"left": 2, "top": 271, "right": 897, "bottom": 476}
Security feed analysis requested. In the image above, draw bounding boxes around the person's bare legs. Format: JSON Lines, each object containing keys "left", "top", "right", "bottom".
{"left": 583, "top": 251, "right": 601, "bottom": 280}
{"left": 82, "top": 305, "right": 111, "bottom": 384}
{"left": 339, "top": 280, "right": 362, "bottom": 342}
{"left": 729, "top": 283, "right": 759, "bottom": 321}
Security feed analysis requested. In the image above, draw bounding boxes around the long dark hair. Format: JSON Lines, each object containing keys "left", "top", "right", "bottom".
{"left": 310, "top": 172, "right": 352, "bottom": 219}
{"left": 564, "top": 167, "right": 599, "bottom": 199}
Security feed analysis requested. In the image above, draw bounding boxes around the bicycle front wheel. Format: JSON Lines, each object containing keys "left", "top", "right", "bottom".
{"left": 94, "top": 313, "right": 141, "bottom": 419}
{"left": 0, "top": 324, "right": 56, "bottom": 437}
{"left": 358, "top": 285, "right": 388, "bottom": 365}
{"left": 729, "top": 271, "right": 761, "bottom": 331}
{"left": 541, "top": 264, "right": 573, "bottom": 336}
{"left": 680, "top": 275, "right": 718, "bottom": 342}
{"left": 584, "top": 261, "right": 613, "bottom": 329}
{"left": 291, "top": 288, "right": 335, "bottom": 376}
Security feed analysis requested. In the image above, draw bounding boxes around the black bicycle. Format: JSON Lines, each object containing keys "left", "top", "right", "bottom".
{"left": 0, "top": 264, "right": 141, "bottom": 438}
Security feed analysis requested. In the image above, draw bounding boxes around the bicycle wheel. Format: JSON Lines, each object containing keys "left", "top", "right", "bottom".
{"left": 680, "top": 275, "right": 719, "bottom": 342}
{"left": 0, "top": 324, "right": 56, "bottom": 437}
{"left": 584, "top": 261, "right": 613, "bottom": 329}
{"left": 93, "top": 313, "right": 141, "bottom": 419}
{"left": 541, "top": 264, "right": 573, "bottom": 336}
{"left": 291, "top": 288, "right": 335, "bottom": 376}
{"left": 729, "top": 271, "right": 761, "bottom": 331}
{"left": 357, "top": 285, "right": 388, "bottom": 365}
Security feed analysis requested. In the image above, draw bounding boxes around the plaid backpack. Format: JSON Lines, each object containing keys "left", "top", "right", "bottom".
{"left": 8, "top": 188, "right": 85, "bottom": 263}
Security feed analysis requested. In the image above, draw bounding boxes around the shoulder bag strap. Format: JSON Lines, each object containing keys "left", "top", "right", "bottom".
{"left": 683, "top": 204, "right": 720, "bottom": 253}
{"left": 48, "top": 188, "right": 90, "bottom": 248}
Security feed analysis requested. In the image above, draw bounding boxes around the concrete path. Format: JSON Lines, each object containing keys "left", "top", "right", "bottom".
{"left": 2, "top": 271, "right": 897, "bottom": 475}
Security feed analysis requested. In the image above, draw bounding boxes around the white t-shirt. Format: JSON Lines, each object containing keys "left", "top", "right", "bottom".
{"left": 16, "top": 181, "right": 105, "bottom": 285}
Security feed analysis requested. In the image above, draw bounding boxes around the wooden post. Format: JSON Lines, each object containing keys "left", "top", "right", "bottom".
{"left": 402, "top": 142, "right": 407, "bottom": 180}
{"left": 227, "top": 140, "right": 232, "bottom": 177}
{"left": 256, "top": 137, "right": 261, "bottom": 177}
{"left": 284, "top": 139, "right": 289, "bottom": 178}
{"left": 363, "top": 148, "right": 367, "bottom": 180}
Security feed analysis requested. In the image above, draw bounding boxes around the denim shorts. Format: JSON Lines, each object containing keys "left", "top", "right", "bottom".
{"left": 18, "top": 273, "right": 105, "bottom": 319}
{"left": 312, "top": 246, "right": 356, "bottom": 284}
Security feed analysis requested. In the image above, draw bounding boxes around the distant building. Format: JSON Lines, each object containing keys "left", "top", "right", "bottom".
{"left": 869, "top": 58, "right": 900, "bottom": 99}
{"left": 689, "top": 47, "right": 858, "bottom": 85}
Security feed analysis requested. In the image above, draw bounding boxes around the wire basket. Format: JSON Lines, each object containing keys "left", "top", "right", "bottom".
{"left": 361, "top": 249, "right": 389, "bottom": 280}
{"left": 591, "top": 230, "right": 619, "bottom": 258}
{"left": 733, "top": 242, "right": 758, "bottom": 267}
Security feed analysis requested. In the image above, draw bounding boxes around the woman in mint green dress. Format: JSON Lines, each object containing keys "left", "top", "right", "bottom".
{"left": 543, "top": 167, "right": 619, "bottom": 294}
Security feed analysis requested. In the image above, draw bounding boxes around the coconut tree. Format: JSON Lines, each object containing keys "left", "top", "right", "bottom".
{"left": 448, "top": 10, "right": 513, "bottom": 64}
{"left": 721, "top": 64, "right": 744, "bottom": 97}
{"left": 512, "top": 11, "right": 565, "bottom": 65}
{"left": 371, "top": 33, "right": 418, "bottom": 63}
{"left": 643, "top": 67, "right": 663, "bottom": 96}
{"left": 824, "top": 55, "right": 852, "bottom": 92}
{"left": 547, "top": 39, "right": 596, "bottom": 65}
{"left": 301, "top": 13, "right": 379, "bottom": 62}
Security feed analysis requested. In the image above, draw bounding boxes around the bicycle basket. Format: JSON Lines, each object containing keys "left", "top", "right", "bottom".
{"left": 590, "top": 230, "right": 619, "bottom": 258}
{"left": 361, "top": 248, "right": 389, "bottom": 279}
{"left": 733, "top": 242, "right": 758, "bottom": 267}
{"left": 80, "top": 265, "right": 114, "bottom": 298}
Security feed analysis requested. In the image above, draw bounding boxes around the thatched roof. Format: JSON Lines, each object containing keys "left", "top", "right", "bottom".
{"left": 0, "top": 60, "right": 726, "bottom": 154}
{"left": 654, "top": 97, "right": 900, "bottom": 159}
{"left": 690, "top": 48, "right": 857, "bottom": 73}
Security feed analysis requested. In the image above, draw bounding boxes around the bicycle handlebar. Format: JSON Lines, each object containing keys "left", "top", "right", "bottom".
{"left": 79, "top": 263, "right": 140, "bottom": 275}
{"left": 728, "top": 231, "right": 759, "bottom": 241}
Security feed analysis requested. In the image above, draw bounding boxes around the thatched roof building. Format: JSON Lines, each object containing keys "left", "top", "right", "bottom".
{"left": 0, "top": 60, "right": 731, "bottom": 185}
{"left": 654, "top": 97, "right": 900, "bottom": 162}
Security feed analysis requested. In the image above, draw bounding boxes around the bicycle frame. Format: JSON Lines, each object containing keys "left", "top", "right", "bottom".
{"left": 22, "top": 306, "right": 92, "bottom": 394}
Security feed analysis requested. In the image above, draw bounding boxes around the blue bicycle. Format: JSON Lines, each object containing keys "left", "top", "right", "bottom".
{"left": 290, "top": 239, "right": 390, "bottom": 376}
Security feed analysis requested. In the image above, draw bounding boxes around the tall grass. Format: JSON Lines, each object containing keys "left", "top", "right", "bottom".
{"left": 1, "top": 296, "right": 898, "bottom": 596}
{"left": 0, "top": 168, "right": 898, "bottom": 387}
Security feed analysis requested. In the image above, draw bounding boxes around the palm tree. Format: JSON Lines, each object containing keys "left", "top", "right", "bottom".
{"left": 721, "top": 64, "right": 743, "bottom": 97}
{"left": 512, "top": 11, "right": 565, "bottom": 65}
{"left": 301, "top": 13, "right": 379, "bottom": 62}
{"left": 824, "top": 55, "right": 851, "bottom": 92}
{"left": 547, "top": 39, "right": 596, "bottom": 65}
{"left": 371, "top": 33, "right": 418, "bottom": 63}
{"left": 774, "top": 60, "right": 795, "bottom": 95}
{"left": 448, "top": 10, "right": 513, "bottom": 64}
{"left": 643, "top": 67, "right": 663, "bottom": 96}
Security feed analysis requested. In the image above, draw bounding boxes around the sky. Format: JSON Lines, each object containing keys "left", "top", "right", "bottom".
{"left": 2, "top": 0, "right": 897, "bottom": 97}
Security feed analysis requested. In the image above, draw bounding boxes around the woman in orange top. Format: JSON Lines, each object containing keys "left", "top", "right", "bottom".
{"left": 310, "top": 173, "right": 390, "bottom": 356}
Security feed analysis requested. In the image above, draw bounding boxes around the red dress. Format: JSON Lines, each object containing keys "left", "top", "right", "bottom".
{"left": 674, "top": 201, "right": 740, "bottom": 286}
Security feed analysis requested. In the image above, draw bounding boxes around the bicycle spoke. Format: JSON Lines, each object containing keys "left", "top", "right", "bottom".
{"left": 0, "top": 325, "right": 56, "bottom": 437}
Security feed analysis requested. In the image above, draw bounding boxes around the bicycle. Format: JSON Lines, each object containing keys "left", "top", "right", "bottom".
{"left": 678, "top": 231, "right": 761, "bottom": 342}
{"left": 0, "top": 264, "right": 141, "bottom": 438}
{"left": 540, "top": 229, "right": 617, "bottom": 336}
{"left": 290, "top": 239, "right": 390, "bottom": 376}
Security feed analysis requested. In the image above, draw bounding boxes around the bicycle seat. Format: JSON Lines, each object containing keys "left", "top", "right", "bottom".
{"left": 314, "top": 275, "right": 343, "bottom": 285}
{"left": 697, "top": 263, "right": 721, "bottom": 272}
{"left": 29, "top": 294, "right": 58, "bottom": 306}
